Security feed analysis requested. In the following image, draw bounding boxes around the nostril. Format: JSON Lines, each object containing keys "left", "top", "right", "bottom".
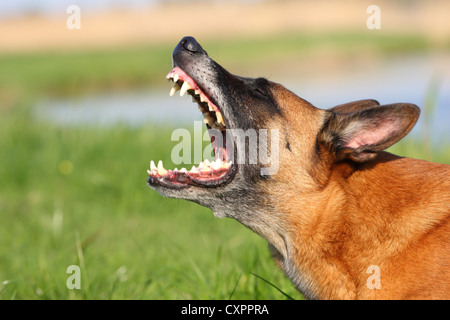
{"left": 181, "top": 36, "right": 203, "bottom": 53}
{"left": 173, "top": 36, "right": 207, "bottom": 59}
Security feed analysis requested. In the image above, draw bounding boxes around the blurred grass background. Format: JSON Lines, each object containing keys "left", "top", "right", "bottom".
{"left": 0, "top": 0, "right": 449, "bottom": 300}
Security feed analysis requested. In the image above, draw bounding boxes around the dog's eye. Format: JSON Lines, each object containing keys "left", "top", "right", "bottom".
{"left": 253, "top": 77, "right": 269, "bottom": 97}
{"left": 254, "top": 87, "right": 266, "bottom": 97}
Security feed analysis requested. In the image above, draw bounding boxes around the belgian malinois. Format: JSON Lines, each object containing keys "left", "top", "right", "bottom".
{"left": 147, "top": 37, "right": 449, "bottom": 299}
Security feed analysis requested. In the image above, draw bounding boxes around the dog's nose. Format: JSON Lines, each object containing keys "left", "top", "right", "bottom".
{"left": 181, "top": 36, "right": 203, "bottom": 53}
{"left": 174, "top": 36, "right": 207, "bottom": 56}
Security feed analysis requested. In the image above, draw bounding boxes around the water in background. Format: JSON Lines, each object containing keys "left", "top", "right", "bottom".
{"left": 36, "top": 53, "right": 449, "bottom": 144}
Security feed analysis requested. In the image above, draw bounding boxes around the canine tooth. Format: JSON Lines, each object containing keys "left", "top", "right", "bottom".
{"left": 170, "top": 83, "right": 181, "bottom": 96}
{"left": 173, "top": 74, "right": 179, "bottom": 83}
{"left": 180, "top": 81, "right": 191, "bottom": 97}
{"left": 150, "top": 160, "right": 157, "bottom": 171}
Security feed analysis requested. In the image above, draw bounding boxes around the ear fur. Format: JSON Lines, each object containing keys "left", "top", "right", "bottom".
{"left": 330, "top": 99, "right": 380, "bottom": 114}
{"left": 319, "top": 103, "right": 420, "bottom": 163}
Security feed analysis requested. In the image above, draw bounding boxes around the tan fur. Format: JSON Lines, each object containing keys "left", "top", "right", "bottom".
{"left": 259, "top": 85, "right": 450, "bottom": 300}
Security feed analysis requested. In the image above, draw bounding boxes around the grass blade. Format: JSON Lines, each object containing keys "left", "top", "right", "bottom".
{"left": 250, "top": 272, "right": 294, "bottom": 300}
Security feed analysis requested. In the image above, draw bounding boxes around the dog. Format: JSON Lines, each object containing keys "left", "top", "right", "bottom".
{"left": 147, "top": 36, "right": 449, "bottom": 299}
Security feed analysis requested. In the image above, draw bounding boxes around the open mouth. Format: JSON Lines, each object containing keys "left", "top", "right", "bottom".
{"left": 147, "top": 67, "right": 235, "bottom": 189}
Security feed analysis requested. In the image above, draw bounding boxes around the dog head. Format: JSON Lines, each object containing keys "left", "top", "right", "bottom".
{"left": 147, "top": 36, "right": 420, "bottom": 252}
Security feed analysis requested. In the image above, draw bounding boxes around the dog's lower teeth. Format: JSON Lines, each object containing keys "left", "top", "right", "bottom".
{"left": 148, "top": 159, "right": 232, "bottom": 177}
{"left": 150, "top": 160, "right": 157, "bottom": 171}
{"left": 190, "top": 166, "right": 198, "bottom": 173}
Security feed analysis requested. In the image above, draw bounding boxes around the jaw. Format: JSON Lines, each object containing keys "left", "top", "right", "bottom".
{"left": 145, "top": 36, "right": 325, "bottom": 269}
{"left": 145, "top": 37, "right": 320, "bottom": 216}
{"left": 147, "top": 37, "right": 241, "bottom": 202}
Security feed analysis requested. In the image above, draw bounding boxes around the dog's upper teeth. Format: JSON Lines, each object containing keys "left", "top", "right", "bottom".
{"left": 180, "top": 81, "right": 191, "bottom": 97}
{"left": 170, "top": 83, "right": 181, "bottom": 96}
{"left": 216, "top": 112, "right": 225, "bottom": 126}
{"left": 150, "top": 160, "right": 157, "bottom": 171}
{"left": 203, "top": 114, "right": 215, "bottom": 126}
{"left": 165, "top": 71, "right": 227, "bottom": 131}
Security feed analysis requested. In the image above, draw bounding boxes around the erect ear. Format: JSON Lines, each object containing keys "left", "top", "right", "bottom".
{"left": 319, "top": 103, "right": 420, "bottom": 163}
